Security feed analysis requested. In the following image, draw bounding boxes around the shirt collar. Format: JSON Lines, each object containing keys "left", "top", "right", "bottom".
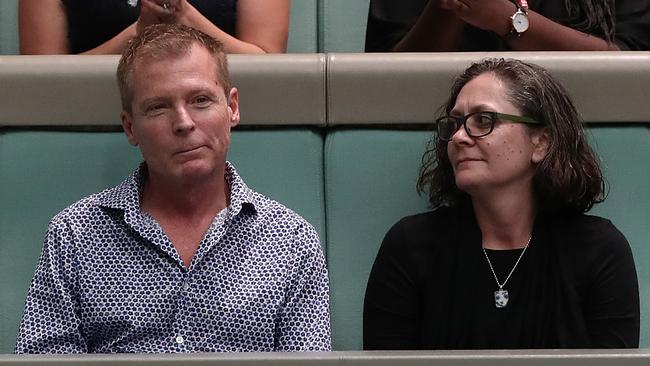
{"left": 96, "top": 161, "right": 258, "bottom": 217}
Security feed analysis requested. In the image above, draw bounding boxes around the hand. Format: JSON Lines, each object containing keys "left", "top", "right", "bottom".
{"left": 437, "top": 0, "right": 516, "bottom": 36}
{"left": 136, "top": 0, "right": 186, "bottom": 34}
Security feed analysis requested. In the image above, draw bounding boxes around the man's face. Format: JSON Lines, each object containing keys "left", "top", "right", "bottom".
{"left": 121, "top": 44, "right": 239, "bottom": 184}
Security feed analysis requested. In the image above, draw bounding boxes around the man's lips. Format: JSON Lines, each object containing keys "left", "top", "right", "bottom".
{"left": 175, "top": 145, "right": 204, "bottom": 155}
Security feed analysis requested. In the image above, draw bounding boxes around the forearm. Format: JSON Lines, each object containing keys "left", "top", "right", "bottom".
{"left": 80, "top": 23, "right": 137, "bottom": 55}
{"left": 180, "top": 2, "right": 285, "bottom": 53}
{"left": 393, "top": 2, "right": 465, "bottom": 52}
{"left": 508, "top": 11, "right": 619, "bottom": 51}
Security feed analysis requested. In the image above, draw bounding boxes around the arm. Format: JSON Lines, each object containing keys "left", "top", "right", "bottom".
{"left": 177, "top": 0, "right": 290, "bottom": 53}
{"left": 19, "top": 0, "right": 69, "bottom": 54}
{"left": 508, "top": 10, "right": 619, "bottom": 51}
{"left": 19, "top": 0, "right": 163, "bottom": 54}
{"left": 448, "top": 0, "right": 619, "bottom": 51}
{"left": 584, "top": 221, "right": 639, "bottom": 347}
{"left": 274, "top": 224, "right": 331, "bottom": 351}
{"left": 363, "top": 222, "right": 421, "bottom": 350}
{"left": 15, "top": 219, "right": 87, "bottom": 354}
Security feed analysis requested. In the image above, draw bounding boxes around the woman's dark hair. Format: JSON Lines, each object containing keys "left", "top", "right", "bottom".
{"left": 417, "top": 58, "right": 606, "bottom": 213}
{"left": 563, "top": 0, "right": 616, "bottom": 43}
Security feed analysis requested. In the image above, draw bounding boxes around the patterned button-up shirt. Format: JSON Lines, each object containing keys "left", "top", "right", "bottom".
{"left": 15, "top": 162, "right": 330, "bottom": 353}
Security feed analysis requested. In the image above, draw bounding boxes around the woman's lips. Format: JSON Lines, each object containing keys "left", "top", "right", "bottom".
{"left": 455, "top": 158, "right": 483, "bottom": 167}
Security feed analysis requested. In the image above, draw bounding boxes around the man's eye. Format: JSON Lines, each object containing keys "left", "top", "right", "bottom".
{"left": 192, "top": 96, "right": 213, "bottom": 107}
{"left": 145, "top": 104, "right": 166, "bottom": 116}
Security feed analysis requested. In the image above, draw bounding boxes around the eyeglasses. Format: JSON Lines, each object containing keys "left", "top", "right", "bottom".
{"left": 436, "top": 111, "right": 541, "bottom": 141}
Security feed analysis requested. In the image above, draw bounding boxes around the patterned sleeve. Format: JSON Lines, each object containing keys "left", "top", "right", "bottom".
{"left": 15, "top": 217, "right": 87, "bottom": 354}
{"left": 274, "top": 223, "right": 331, "bottom": 351}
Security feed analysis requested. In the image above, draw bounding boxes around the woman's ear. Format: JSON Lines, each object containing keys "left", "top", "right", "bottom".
{"left": 531, "top": 128, "right": 550, "bottom": 164}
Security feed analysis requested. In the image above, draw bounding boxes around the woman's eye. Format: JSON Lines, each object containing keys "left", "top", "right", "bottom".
{"left": 477, "top": 114, "right": 493, "bottom": 126}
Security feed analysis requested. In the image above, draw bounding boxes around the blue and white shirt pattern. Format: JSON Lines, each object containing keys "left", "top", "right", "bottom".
{"left": 16, "top": 162, "right": 330, "bottom": 353}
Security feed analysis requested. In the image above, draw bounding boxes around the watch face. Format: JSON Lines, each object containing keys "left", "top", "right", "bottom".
{"left": 513, "top": 12, "right": 529, "bottom": 33}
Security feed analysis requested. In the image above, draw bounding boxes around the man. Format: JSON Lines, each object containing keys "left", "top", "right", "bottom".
{"left": 15, "top": 24, "right": 330, "bottom": 353}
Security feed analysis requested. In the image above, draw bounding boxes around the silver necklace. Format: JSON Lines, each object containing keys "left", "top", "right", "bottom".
{"left": 482, "top": 235, "right": 531, "bottom": 308}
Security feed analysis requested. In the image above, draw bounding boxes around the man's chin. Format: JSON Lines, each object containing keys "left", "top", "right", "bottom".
{"left": 172, "top": 161, "right": 222, "bottom": 182}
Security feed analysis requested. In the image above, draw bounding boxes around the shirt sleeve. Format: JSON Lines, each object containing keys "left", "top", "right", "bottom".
{"left": 15, "top": 217, "right": 88, "bottom": 354}
{"left": 584, "top": 220, "right": 640, "bottom": 347}
{"left": 363, "top": 219, "right": 421, "bottom": 350}
{"left": 274, "top": 223, "right": 331, "bottom": 351}
{"left": 614, "top": 0, "right": 650, "bottom": 50}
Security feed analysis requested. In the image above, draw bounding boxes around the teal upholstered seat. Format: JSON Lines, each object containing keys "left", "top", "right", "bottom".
{"left": 324, "top": 125, "right": 650, "bottom": 350}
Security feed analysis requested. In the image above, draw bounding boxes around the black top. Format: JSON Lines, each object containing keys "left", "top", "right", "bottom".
{"left": 61, "top": 0, "right": 237, "bottom": 53}
{"left": 365, "top": 0, "right": 650, "bottom": 51}
{"left": 363, "top": 205, "right": 640, "bottom": 349}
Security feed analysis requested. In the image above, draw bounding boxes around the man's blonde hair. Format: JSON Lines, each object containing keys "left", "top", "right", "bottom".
{"left": 117, "top": 23, "right": 231, "bottom": 113}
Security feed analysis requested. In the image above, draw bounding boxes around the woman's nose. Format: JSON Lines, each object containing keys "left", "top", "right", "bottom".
{"left": 450, "top": 123, "right": 473, "bottom": 144}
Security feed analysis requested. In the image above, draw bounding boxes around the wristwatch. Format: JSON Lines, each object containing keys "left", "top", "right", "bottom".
{"left": 505, "top": 0, "right": 529, "bottom": 39}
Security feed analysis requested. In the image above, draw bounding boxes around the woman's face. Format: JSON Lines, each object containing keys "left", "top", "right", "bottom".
{"left": 446, "top": 72, "right": 547, "bottom": 198}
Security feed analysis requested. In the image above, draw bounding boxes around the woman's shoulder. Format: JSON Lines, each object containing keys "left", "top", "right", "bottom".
{"left": 381, "top": 206, "right": 460, "bottom": 251}
{"left": 391, "top": 205, "right": 458, "bottom": 233}
{"left": 548, "top": 212, "right": 631, "bottom": 255}
{"left": 557, "top": 213, "right": 623, "bottom": 239}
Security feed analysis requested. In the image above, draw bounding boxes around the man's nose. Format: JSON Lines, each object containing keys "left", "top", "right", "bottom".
{"left": 172, "top": 106, "right": 196, "bottom": 134}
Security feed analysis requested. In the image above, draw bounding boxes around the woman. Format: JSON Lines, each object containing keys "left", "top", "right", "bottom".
{"left": 365, "top": 0, "right": 650, "bottom": 51}
{"left": 363, "top": 58, "right": 639, "bottom": 349}
{"left": 19, "top": 0, "right": 290, "bottom": 54}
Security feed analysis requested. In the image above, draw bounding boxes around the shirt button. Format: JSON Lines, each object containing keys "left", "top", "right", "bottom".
{"left": 183, "top": 282, "right": 190, "bottom": 291}
{"left": 175, "top": 335, "right": 184, "bottom": 344}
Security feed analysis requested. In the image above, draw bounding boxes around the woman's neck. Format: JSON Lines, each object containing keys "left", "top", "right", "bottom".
{"left": 472, "top": 188, "right": 537, "bottom": 250}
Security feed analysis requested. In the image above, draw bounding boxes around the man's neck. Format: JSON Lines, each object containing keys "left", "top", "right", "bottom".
{"left": 140, "top": 169, "right": 230, "bottom": 223}
{"left": 139, "top": 167, "right": 231, "bottom": 268}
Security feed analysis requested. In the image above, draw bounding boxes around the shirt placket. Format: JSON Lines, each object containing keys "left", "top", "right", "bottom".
{"left": 172, "top": 266, "right": 192, "bottom": 351}
{"left": 170, "top": 210, "right": 231, "bottom": 352}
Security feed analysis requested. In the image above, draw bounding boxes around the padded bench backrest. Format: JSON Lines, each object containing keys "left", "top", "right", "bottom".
{"left": 325, "top": 52, "right": 650, "bottom": 349}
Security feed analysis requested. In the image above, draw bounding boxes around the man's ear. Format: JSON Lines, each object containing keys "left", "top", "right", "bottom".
{"left": 121, "top": 110, "right": 139, "bottom": 146}
{"left": 531, "top": 128, "right": 550, "bottom": 164}
{"left": 227, "top": 87, "right": 240, "bottom": 128}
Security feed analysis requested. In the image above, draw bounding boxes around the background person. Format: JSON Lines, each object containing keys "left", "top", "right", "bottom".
{"left": 19, "top": 0, "right": 290, "bottom": 54}
{"left": 363, "top": 58, "right": 639, "bottom": 349}
{"left": 15, "top": 23, "right": 330, "bottom": 353}
{"left": 365, "top": 0, "right": 650, "bottom": 51}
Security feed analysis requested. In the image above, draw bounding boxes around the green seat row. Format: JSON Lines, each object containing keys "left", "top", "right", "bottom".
{"left": 0, "top": 52, "right": 648, "bottom": 353}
